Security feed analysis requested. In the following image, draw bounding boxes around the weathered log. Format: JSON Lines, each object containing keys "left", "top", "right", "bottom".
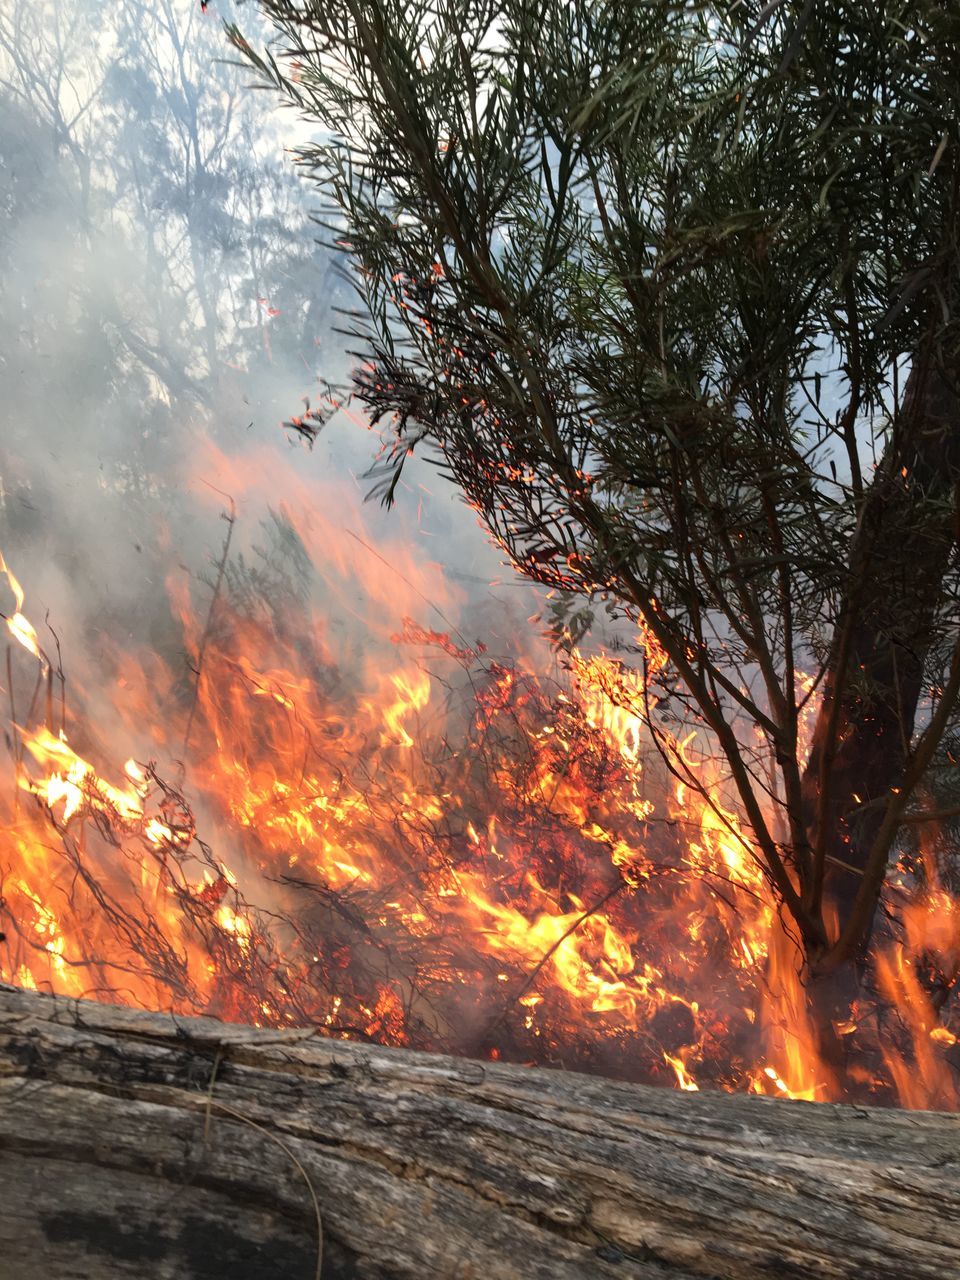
{"left": 1, "top": 985, "right": 958, "bottom": 1280}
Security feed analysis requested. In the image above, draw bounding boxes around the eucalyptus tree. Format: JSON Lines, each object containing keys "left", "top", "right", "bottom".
{"left": 238, "top": 0, "right": 959, "bottom": 1052}
{"left": 104, "top": 0, "right": 320, "bottom": 392}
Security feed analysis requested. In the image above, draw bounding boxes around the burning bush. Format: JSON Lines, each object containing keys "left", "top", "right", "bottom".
{"left": 2, "top": 512, "right": 958, "bottom": 1107}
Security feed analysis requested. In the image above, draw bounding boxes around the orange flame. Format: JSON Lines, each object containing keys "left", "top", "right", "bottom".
{"left": 0, "top": 550, "right": 43, "bottom": 662}
{"left": 1, "top": 508, "right": 957, "bottom": 1108}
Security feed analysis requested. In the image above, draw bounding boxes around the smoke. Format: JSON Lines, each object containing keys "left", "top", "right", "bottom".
{"left": 0, "top": 0, "right": 530, "bottom": 727}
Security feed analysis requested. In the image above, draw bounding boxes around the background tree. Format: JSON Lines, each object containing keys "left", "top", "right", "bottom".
{"left": 238, "top": 0, "right": 960, "bottom": 1061}
{"left": 0, "top": 0, "right": 341, "bottom": 630}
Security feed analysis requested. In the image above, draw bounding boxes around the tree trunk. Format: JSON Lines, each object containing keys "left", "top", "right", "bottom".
{"left": 801, "top": 361, "right": 960, "bottom": 955}
{"left": 2, "top": 986, "right": 959, "bottom": 1280}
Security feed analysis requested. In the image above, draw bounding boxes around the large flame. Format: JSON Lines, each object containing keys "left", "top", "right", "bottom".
{"left": 1, "top": 447, "right": 957, "bottom": 1106}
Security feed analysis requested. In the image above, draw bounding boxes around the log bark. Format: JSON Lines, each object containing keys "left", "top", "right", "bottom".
{"left": 1, "top": 985, "right": 958, "bottom": 1280}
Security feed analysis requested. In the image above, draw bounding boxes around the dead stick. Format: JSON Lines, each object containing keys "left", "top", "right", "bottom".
{"left": 50, "top": 624, "right": 67, "bottom": 735}
{"left": 45, "top": 666, "right": 54, "bottom": 734}
{"left": 6, "top": 646, "right": 20, "bottom": 814}
{"left": 180, "top": 488, "right": 237, "bottom": 774}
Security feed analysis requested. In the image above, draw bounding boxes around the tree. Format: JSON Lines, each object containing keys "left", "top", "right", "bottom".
{"left": 0, "top": 0, "right": 337, "bottom": 557}
{"left": 236, "top": 0, "right": 960, "bottom": 1068}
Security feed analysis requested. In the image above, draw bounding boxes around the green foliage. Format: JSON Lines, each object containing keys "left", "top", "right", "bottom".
{"left": 237, "top": 0, "right": 958, "bottom": 637}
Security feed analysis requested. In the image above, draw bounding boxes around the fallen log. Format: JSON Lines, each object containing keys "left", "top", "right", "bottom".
{"left": 0, "top": 986, "right": 958, "bottom": 1280}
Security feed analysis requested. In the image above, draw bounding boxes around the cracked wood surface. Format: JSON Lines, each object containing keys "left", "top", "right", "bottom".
{"left": 1, "top": 986, "right": 958, "bottom": 1279}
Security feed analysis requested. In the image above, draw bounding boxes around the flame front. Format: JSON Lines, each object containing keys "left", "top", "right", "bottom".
{"left": 0, "top": 503, "right": 956, "bottom": 1106}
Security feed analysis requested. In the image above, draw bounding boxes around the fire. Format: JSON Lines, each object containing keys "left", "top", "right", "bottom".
{"left": 1, "top": 509, "right": 958, "bottom": 1107}
{"left": 377, "top": 671, "right": 431, "bottom": 748}
{"left": 22, "top": 728, "right": 146, "bottom": 828}
{"left": 873, "top": 849, "right": 960, "bottom": 1110}
{"left": 448, "top": 868, "right": 669, "bottom": 1026}
{"left": 1, "top": 550, "right": 43, "bottom": 662}
{"left": 664, "top": 1051, "right": 700, "bottom": 1091}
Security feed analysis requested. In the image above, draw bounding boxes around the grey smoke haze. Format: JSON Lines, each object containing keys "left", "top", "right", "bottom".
{"left": 0, "top": 0, "right": 534, "bottom": 722}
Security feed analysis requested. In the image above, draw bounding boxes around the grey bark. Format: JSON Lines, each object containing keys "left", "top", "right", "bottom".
{"left": 1, "top": 984, "right": 958, "bottom": 1280}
